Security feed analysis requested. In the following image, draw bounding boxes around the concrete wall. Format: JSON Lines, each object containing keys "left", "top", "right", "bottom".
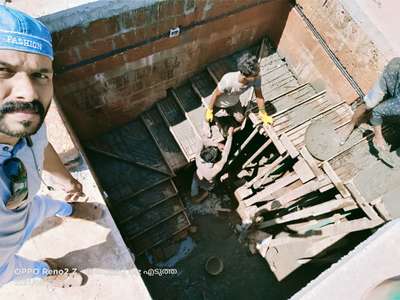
{"left": 272, "top": 6, "right": 359, "bottom": 104}
{"left": 48, "top": 0, "right": 291, "bottom": 141}
{"left": 295, "top": 0, "right": 396, "bottom": 97}
{"left": 292, "top": 220, "right": 400, "bottom": 300}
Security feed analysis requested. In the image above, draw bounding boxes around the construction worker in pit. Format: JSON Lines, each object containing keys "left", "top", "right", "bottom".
{"left": 205, "top": 53, "right": 273, "bottom": 132}
{"left": 342, "top": 57, "right": 400, "bottom": 151}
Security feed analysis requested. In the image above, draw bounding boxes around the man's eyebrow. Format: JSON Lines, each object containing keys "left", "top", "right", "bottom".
{"left": 0, "top": 61, "right": 53, "bottom": 73}
{"left": 0, "top": 61, "right": 16, "bottom": 68}
{"left": 36, "top": 68, "right": 53, "bottom": 73}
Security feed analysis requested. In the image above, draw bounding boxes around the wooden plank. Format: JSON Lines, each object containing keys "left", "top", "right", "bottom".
{"left": 299, "top": 146, "right": 325, "bottom": 180}
{"left": 263, "top": 124, "right": 286, "bottom": 154}
{"left": 243, "top": 139, "right": 273, "bottom": 168}
{"left": 231, "top": 126, "right": 259, "bottom": 158}
{"left": 319, "top": 217, "right": 384, "bottom": 236}
{"left": 346, "top": 181, "right": 382, "bottom": 220}
{"left": 293, "top": 157, "right": 315, "bottom": 183}
{"left": 258, "top": 198, "right": 355, "bottom": 229}
{"left": 244, "top": 173, "right": 299, "bottom": 206}
{"left": 253, "top": 153, "right": 290, "bottom": 189}
{"left": 280, "top": 133, "right": 299, "bottom": 158}
{"left": 322, "top": 161, "right": 351, "bottom": 198}
{"left": 371, "top": 197, "right": 392, "bottom": 221}
{"left": 272, "top": 90, "right": 326, "bottom": 118}
{"left": 255, "top": 178, "right": 327, "bottom": 213}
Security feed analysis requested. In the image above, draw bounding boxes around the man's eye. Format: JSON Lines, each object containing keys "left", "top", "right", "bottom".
{"left": 32, "top": 73, "right": 49, "bottom": 79}
{"left": 0, "top": 68, "right": 13, "bottom": 75}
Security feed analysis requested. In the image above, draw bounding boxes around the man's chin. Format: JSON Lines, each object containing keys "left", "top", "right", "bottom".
{"left": 0, "top": 121, "right": 42, "bottom": 138}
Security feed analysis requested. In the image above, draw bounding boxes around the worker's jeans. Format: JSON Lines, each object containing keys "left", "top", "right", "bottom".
{"left": 0, "top": 196, "right": 73, "bottom": 286}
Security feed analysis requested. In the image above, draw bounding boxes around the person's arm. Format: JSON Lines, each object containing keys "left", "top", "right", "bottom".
{"left": 341, "top": 75, "right": 387, "bottom": 144}
{"left": 212, "top": 127, "right": 234, "bottom": 173}
{"left": 255, "top": 88, "right": 273, "bottom": 125}
{"left": 43, "top": 143, "right": 84, "bottom": 200}
{"left": 205, "top": 87, "right": 223, "bottom": 122}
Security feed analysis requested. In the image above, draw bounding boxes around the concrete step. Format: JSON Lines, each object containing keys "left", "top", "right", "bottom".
{"left": 120, "top": 195, "right": 185, "bottom": 241}
{"left": 156, "top": 94, "right": 200, "bottom": 161}
{"left": 171, "top": 83, "right": 205, "bottom": 137}
{"left": 190, "top": 70, "right": 216, "bottom": 99}
{"left": 116, "top": 178, "right": 179, "bottom": 223}
{"left": 141, "top": 106, "right": 187, "bottom": 171}
{"left": 128, "top": 211, "right": 190, "bottom": 255}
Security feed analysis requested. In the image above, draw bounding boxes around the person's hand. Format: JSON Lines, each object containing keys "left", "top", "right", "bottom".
{"left": 228, "top": 127, "right": 234, "bottom": 136}
{"left": 62, "top": 178, "right": 86, "bottom": 202}
{"left": 259, "top": 109, "right": 273, "bottom": 125}
{"left": 205, "top": 107, "right": 214, "bottom": 123}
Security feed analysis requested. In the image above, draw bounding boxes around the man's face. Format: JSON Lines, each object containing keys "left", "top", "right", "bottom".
{"left": 0, "top": 49, "right": 53, "bottom": 138}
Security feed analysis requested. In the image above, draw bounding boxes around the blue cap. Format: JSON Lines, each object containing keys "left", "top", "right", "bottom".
{"left": 0, "top": 5, "right": 53, "bottom": 60}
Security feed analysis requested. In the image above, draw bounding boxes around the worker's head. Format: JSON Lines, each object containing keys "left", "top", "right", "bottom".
{"left": 200, "top": 146, "right": 221, "bottom": 163}
{"left": 237, "top": 53, "right": 259, "bottom": 82}
{"left": 0, "top": 5, "right": 53, "bottom": 138}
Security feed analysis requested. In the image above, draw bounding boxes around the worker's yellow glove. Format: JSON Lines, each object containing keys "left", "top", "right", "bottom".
{"left": 205, "top": 107, "right": 214, "bottom": 122}
{"left": 259, "top": 109, "right": 273, "bottom": 125}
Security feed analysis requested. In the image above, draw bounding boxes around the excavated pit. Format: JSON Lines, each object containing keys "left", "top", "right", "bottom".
{"left": 45, "top": 0, "right": 400, "bottom": 298}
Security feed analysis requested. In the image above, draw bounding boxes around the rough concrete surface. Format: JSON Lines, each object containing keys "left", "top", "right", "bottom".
{"left": 292, "top": 219, "right": 400, "bottom": 300}
{"left": 5, "top": 0, "right": 99, "bottom": 18}
{"left": 0, "top": 161, "right": 151, "bottom": 299}
{"left": 305, "top": 120, "right": 340, "bottom": 161}
{"left": 137, "top": 192, "right": 329, "bottom": 300}
{"left": 341, "top": 0, "right": 400, "bottom": 56}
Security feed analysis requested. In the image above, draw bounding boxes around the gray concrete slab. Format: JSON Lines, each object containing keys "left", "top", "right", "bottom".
{"left": 292, "top": 219, "right": 400, "bottom": 300}
{"left": 0, "top": 163, "right": 151, "bottom": 299}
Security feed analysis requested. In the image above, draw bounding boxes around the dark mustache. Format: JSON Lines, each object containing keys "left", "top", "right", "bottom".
{"left": 0, "top": 100, "right": 45, "bottom": 116}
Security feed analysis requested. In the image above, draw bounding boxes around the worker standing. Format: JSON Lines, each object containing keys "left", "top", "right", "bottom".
{"left": 191, "top": 127, "right": 234, "bottom": 203}
{"left": 205, "top": 53, "right": 273, "bottom": 130}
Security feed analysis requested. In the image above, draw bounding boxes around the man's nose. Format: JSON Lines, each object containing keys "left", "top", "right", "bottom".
{"left": 11, "top": 72, "right": 39, "bottom": 102}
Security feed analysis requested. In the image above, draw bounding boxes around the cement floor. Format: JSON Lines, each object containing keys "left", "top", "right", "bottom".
{"left": 0, "top": 163, "right": 150, "bottom": 300}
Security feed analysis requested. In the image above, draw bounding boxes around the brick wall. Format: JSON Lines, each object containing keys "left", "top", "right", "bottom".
{"left": 51, "top": 0, "right": 291, "bottom": 141}
{"left": 272, "top": 6, "right": 359, "bottom": 104}
{"left": 295, "top": 0, "right": 392, "bottom": 96}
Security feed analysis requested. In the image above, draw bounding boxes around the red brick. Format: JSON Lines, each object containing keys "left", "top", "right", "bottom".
{"left": 87, "top": 38, "right": 114, "bottom": 58}
{"left": 54, "top": 48, "right": 80, "bottom": 67}
{"left": 124, "top": 43, "right": 153, "bottom": 63}
{"left": 144, "top": 24, "right": 159, "bottom": 39}
{"left": 112, "top": 33, "right": 129, "bottom": 50}
{"left": 134, "top": 8, "right": 146, "bottom": 27}
{"left": 87, "top": 18, "right": 118, "bottom": 41}
{"left": 157, "top": 18, "right": 177, "bottom": 36}
{"left": 52, "top": 26, "right": 87, "bottom": 51}
{"left": 159, "top": 0, "right": 175, "bottom": 20}
{"left": 117, "top": 11, "right": 136, "bottom": 31}
{"left": 173, "top": 1, "right": 184, "bottom": 16}
{"left": 54, "top": 63, "right": 96, "bottom": 85}
{"left": 93, "top": 53, "right": 125, "bottom": 74}
{"left": 152, "top": 36, "right": 180, "bottom": 53}
{"left": 135, "top": 27, "right": 146, "bottom": 42}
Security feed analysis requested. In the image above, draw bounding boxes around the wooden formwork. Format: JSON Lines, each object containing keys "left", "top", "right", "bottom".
{"left": 231, "top": 39, "right": 396, "bottom": 280}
